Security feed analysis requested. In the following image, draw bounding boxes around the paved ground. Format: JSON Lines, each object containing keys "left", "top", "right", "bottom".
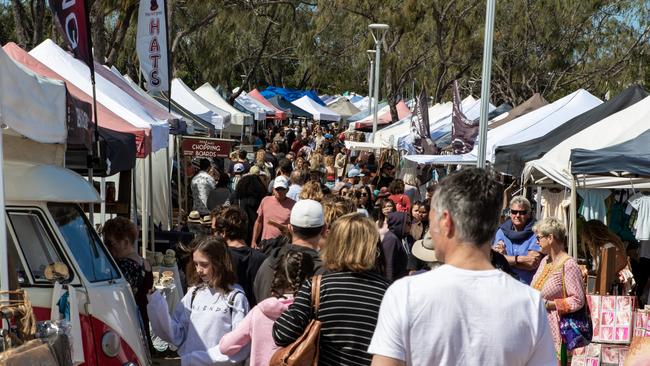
{"left": 152, "top": 356, "right": 180, "bottom": 365}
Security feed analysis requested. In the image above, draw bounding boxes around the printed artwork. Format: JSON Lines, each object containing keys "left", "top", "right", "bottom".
{"left": 571, "top": 343, "right": 628, "bottom": 366}
{"left": 634, "top": 309, "right": 650, "bottom": 337}
{"left": 587, "top": 295, "right": 635, "bottom": 344}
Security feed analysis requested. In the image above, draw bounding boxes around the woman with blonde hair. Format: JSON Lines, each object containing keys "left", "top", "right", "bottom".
{"left": 273, "top": 213, "right": 389, "bottom": 366}
{"left": 531, "top": 217, "right": 587, "bottom": 364}
{"left": 298, "top": 181, "right": 323, "bottom": 202}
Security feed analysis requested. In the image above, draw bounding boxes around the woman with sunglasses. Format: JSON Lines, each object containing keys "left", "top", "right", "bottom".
{"left": 493, "top": 196, "right": 542, "bottom": 285}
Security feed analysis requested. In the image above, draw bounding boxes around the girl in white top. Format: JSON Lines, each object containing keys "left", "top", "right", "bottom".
{"left": 147, "top": 236, "right": 250, "bottom": 365}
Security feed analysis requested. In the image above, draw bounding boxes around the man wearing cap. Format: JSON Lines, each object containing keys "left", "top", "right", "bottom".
{"left": 253, "top": 199, "right": 326, "bottom": 301}
{"left": 251, "top": 175, "right": 295, "bottom": 249}
{"left": 191, "top": 158, "right": 216, "bottom": 216}
{"left": 369, "top": 168, "right": 555, "bottom": 366}
{"left": 346, "top": 168, "right": 364, "bottom": 187}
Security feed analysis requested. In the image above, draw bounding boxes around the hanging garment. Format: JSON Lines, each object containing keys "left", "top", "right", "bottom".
{"left": 577, "top": 189, "right": 611, "bottom": 224}
{"left": 626, "top": 194, "right": 650, "bottom": 241}
{"left": 538, "top": 189, "right": 571, "bottom": 224}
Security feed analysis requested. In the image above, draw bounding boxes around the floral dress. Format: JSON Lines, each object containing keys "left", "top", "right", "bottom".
{"left": 531, "top": 255, "right": 585, "bottom": 357}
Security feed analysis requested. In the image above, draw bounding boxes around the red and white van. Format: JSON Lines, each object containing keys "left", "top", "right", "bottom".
{"left": 5, "top": 160, "right": 150, "bottom": 365}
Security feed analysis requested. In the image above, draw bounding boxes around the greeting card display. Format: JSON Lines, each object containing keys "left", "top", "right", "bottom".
{"left": 571, "top": 344, "right": 628, "bottom": 366}
{"left": 588, "top": 295, "right": 635, "bottom": 344}
{"left": 633, "top": 309, "right": 650, "bottom": 338}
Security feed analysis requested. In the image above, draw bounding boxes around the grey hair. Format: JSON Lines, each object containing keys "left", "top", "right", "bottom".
{"left": 431, "top": 168, "right": 503, "bottom": 246}
{"left": 290, "top": 170, "right": 306, "bottom": 185}
{"left": 532, "top": 217, "right": 566, "bottom": 243}
{"left": 509, "top": 195, "right": 531, "bottom": 211}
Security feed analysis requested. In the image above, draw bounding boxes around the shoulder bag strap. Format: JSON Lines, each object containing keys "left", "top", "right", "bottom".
{"left": 311, "top": 275, "right": 322, "bottom": 319}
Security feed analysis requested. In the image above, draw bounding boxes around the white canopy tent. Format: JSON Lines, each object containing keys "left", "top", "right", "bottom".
{"left": 292, "top": 95, "right": 341, "bottom": 122}
{"left": 195, "top": 83, "right": 252, "bottom": 138}
{"left": 171, "top": 78, "right": 231, "bottom": 131}
{"left": 523, "top": 95, "right": 650, "bottom": 189}
{"left": 0, "top": 46, "right": 70, "bottom": 293}
{"left": 406, "top": 89, "right": 602, "bottom": 166}
{"left": 30, "top": 39, "right": 169, "bottom": 152}
{"left": 236, "top": 90, "right": 275, "bottom": 118}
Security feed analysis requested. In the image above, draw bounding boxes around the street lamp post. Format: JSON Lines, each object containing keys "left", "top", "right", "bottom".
{"left": 366, "top": 50, "right": 376, "bottom": 114}
{"left": 369, "top": 23, "right": 389, "bottom": 143}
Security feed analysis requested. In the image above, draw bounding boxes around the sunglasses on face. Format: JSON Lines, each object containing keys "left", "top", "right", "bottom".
{"left": 536, "top": 235, "right": 547, "bottom": 241}
{"left": 510, "top": 209, "right": 528, "bottom": 216}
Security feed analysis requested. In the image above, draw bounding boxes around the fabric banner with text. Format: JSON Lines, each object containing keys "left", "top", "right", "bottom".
{"left": 136, "top": 0, "right": 169, "bottom": 93}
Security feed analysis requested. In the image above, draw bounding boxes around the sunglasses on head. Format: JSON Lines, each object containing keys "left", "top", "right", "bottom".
{"left": 510, "top": 209, "right": 528, "bottom": 216}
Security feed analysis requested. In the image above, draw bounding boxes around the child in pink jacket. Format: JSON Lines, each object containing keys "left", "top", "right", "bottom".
{"left": 219, "top": 250, "right": 315, "bottom": 366}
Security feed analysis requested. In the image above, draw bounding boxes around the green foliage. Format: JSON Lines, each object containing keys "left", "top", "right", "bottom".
{"left": 3, "top": 0, "right": 649, "bottom": 116}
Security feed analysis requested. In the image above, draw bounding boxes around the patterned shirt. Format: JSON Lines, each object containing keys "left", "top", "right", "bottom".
{"left": 191, "top": 171, "right": 216, "bottom": 214}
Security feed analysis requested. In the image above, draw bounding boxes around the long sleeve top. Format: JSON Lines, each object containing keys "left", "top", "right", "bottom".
{"left": 147, "top": 285, "right": 250, "bottom": 366}
{"left": 531, "top": 256, "right": 586, "bottom": 356}
{"left": 273, "top": 271, "right": 389, "bottom": 366}
{"left": 220, "top": 297, "right": 293, "bottom": 366}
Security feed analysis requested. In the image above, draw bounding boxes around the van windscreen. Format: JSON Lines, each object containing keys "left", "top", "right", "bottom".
{"left": 47, "top": 203, "right": 120, "bottom": 283}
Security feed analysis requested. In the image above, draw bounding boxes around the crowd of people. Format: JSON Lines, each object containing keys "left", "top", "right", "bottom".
{"left": 98, "top": 124, "right": 646, "bottom": 366}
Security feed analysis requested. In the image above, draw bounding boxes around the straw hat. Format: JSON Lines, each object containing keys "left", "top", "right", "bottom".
{"left": 187, "top": 211, "right": 202, "bottom": 224}
{"left": 412, "top": 231, "right": 439, "bottom": 263}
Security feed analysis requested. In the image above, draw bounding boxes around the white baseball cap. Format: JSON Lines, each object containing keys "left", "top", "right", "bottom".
{"left": 290, "top": 199, "right": 324, "bottom": 228}
{"left": 233, "top": 163, "right": 245, "bottom": 173}
{"left": 273, "top": 175, "right": 290, "bottom": 190}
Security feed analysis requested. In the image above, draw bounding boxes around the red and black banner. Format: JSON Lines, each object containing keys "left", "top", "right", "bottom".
{"left": 411, "top": 87, "right": 438, "bottom": 154}
{"left": 451, "top": 80, "right": 478, "bottom": 154}
{"left": 48, "top": 0, "right": 94, "bottom": 73}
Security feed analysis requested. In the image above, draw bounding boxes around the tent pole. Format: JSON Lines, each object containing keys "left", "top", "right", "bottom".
{"left": 166, "top": 145, "right": 172, "bottom": 231}
{"left": 149, "top": 153, "right": 155, "bottom": 253}
{"left": 476, "top": 0, "right": 496, "bottom": 168}
{"left": 141, "top": 160, "right": 148, "bottom": 258}
{"left": 535, "top": 186, "right": 542, "bottom": 219}
{"left": 570, "top": 172, "right": 578, "bottom": 258}
{"left": 0, "top": 132, "right": 9, "bottom": 295}
{"left": 100, "top": 177, "right": 106, "bottom": 228}
{"left": 176, "top": 136, "right": 182, "bottom": 225}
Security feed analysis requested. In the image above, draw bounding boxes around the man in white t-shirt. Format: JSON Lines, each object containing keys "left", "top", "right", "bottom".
{"left": 369, "top": 168, "right": 556, "bottom": 366}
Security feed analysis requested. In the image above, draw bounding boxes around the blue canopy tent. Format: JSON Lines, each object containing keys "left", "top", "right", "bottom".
{"left": 260, "top": 86, "right": 326, "bottom": 106}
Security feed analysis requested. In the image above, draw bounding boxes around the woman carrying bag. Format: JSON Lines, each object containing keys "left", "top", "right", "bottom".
{"left": 272, "top": 213, "right": 389, "bottom": 366}
{"left": 531, "top": 218, "right": 590, "bottom": 365}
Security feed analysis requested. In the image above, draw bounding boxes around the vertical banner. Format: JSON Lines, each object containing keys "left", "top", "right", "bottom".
{"left": 48, "top": 0, "right": 94, "bottom": 73}
{"left": 411, "top": 87, "right": 437, "bottom": 154}
{"left": 136, "top": 0, "right": 169, "bottom": 93}
{"left": 451, "top": 80, "right": 479, "bottom": 154}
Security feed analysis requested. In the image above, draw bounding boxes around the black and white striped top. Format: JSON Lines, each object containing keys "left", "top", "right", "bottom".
{"left": 273, "top": 271, "right": 389, "bottom": 366}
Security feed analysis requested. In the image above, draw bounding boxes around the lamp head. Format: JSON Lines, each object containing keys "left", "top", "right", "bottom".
{"left": 369, "top": 23, "right": 390, "bottom": 43}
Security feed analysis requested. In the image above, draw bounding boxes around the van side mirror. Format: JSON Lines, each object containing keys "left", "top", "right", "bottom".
{"left": 44, "top": 262, "right": 70, "bottom": 283}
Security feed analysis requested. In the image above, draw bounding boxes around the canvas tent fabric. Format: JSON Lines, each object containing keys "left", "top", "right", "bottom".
{"left": 30, "top": 39, "right": 169, "bottom": 152}
{"left": 153, "top": 92, "right": 214, "bottom": 136}
{"left": 111, "top": 69, "right": 187, "bottom": 135}
{"left": 570, "top": 129, "right": 650, "bottom": 177}
{"left": 489, "top": 93, "right": 548, "bottom": 129}
{"left": 428, "top": 97, "right": 477, "bottom": 141}
{"left": 348, "top": 100, "right": 387, "bottom": 122}
{"left": 523, "top": 94, "right": 650, "bottom": 189}
{"left": 234, "top": 93, "right": 267, "bottom": 121}
{"left": 3, "top": 42, "right": 149, "bottom": 157}
{"left": 494, "top": 85, "right": 649, "bottom": 176}
{"left": 351, "top": 100, "right": 411, "bottom": 130}
{"left": 248, "top": 89, "right": 287, "bottom": 120}
{"left": 171, "top": 78, "right": 231, "bottom": 130}
{"left": 260, "top": 86, "right": 325, "bottom": 105}
{"left": 268, "top": 95, "right": 313, "bottom": 119}
{"left": 291, "top": 95, "right": 341, "bottom": 122}
{"left": 66, "top": 126, "right": 137, "bottom": 176}
{"left": 327, "top": 98, "right": 361, "bottom": 119}
{"left": 0, "top": 46, "right": 66, "bottom": 144}
{"left": 406, "top": 89, "right": 602, "bottom": 166}
{"left": 195, "top": 83, "right": 253, "bottom": 127}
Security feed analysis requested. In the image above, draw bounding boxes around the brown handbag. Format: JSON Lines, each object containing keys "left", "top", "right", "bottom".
{"left": 269, "top": 275, "right": 322, "bottom": 366}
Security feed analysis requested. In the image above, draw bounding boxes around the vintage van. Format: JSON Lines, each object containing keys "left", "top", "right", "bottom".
{"left": 4, "top": 160, "right": 150, "bottom": 365}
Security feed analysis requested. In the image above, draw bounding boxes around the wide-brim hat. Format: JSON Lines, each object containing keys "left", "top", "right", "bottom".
{"left": 412, "top": 231, "right": 439, "bottom": 263}
{"left": 187, "top": 210, "right": 202, "bottom": 224}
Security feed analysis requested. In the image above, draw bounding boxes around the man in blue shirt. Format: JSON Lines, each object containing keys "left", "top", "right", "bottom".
{"left": 493, "top": 196, "right": 542, "bottom": 284}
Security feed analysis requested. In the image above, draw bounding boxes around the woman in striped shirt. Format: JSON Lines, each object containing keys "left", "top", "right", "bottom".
{"left": 273, "top": 213, "right": 389, "bottom": 366}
